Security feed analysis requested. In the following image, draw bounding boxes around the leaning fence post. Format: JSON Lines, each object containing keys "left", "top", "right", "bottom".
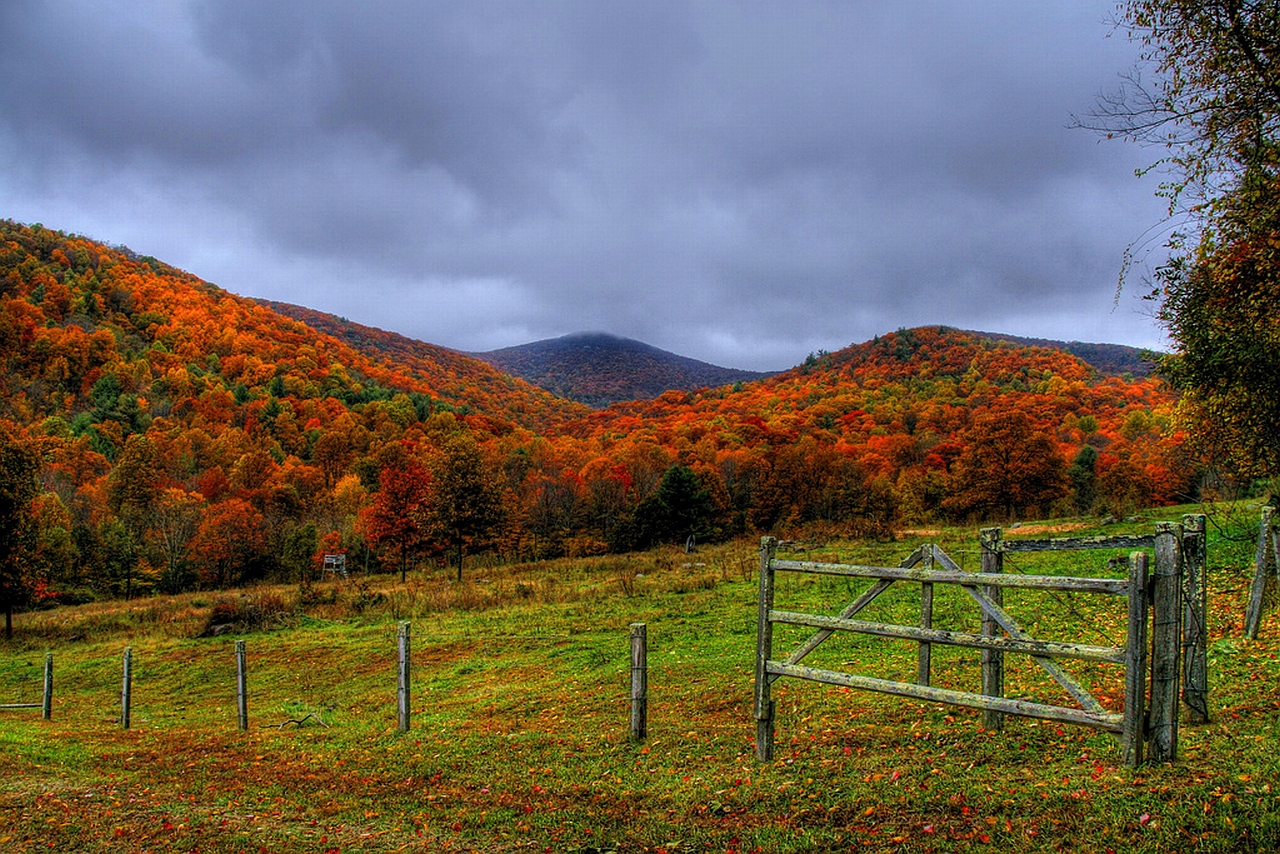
{"left": 1122, "top": 552, "right": 1150, "bottom": 768}
{"left": 1149, "top": 522, "right": 1182, "bottom": 763}
{"left": 120, "top": 647, "right": 133, "bottom": 730}
{"left": 42, "top": 653, "right": 53, "bottom": 721}
{"left": 630, "top": 622, "right": 648, "bottom": 741}
{"left": 1181, "top": 514, "right": 1209, "bottom": 723}
{"left": 754, "top": 536, "right": 777, "bottom": 761}
{"left": 235, "top": 640, "right": 249, "bottom": 731}
{"left": 979, "top": 527, "right": 1005, "bottom": 732}
{"left": 1244, "top": 507, "right": 1274, "bottom": 640}
{"left": 397, "top": 621, "right": 411, "bottom": 733}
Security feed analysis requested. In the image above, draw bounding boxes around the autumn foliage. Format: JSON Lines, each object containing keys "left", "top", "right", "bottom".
{"left": 0, "top": 220, "right": 1197, "bottom": 606}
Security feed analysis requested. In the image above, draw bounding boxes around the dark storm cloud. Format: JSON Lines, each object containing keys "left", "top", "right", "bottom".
{"left": 0, "top": 1, "right": 1167, "bottom": 371}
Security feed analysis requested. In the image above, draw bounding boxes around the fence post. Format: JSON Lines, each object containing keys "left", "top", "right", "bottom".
{"left": 917, "top": 543, "right": 934, "bottom": 687}
{"left": 235, "top": 640, "right": 248, "bottom": 731}
{"left": 630, "top": 622, "right": 648, "bottom": 741}
{"left": 1244, "top": 506, "right": 1274, "bottom": 640}
{"left": 120, "top": 647, "right": 133, "bottom": 730}
{"left": 1181, "top": 514, "right": 1209, "bottom": 723}
{"left": 1122, "top": 552, "right": 1149, "bottom": 768}
{"left": 42, "top": 653, "right": 53, "bottom": 721}
{"left": 397, "top": 621, "right": 411, "bottom": 733}
{"left": 754, "top": 536, "right": 777, "bottom": 761}
{"left": 979, "top": 527, "right": 1004, "bottom": 732}
{"left": 1149, "top": 522, "right": 1182, "bottom": 762}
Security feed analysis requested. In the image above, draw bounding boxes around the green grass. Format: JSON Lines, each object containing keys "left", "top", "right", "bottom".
{"left": 2, "top": 505, "right": 1279, "bottom": 852}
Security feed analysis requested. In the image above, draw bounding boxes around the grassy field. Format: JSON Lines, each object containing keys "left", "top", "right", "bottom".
{"left": 1, "top": 505, "right": 1278, "bottom": 853}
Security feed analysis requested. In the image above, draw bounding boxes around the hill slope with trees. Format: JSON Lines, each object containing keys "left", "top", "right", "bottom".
{"left": 0, "top": 220, "right": 1199, "bottom": 618}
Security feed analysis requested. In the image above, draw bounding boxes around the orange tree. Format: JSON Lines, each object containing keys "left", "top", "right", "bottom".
{"left": 943, "top": 410, "right": 1069, "bottom": 520}
{"left": 359, "top": 458, "right": 433, "bottom": 583}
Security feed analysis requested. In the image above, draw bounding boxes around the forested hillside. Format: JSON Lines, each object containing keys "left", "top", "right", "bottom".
{"left": 0, "top": 221, "right": 1196, "bottom": 613}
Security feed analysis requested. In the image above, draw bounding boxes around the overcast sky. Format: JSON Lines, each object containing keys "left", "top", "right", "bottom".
{"left": 0, "top": 1, "right": 1172, "bottom": 371}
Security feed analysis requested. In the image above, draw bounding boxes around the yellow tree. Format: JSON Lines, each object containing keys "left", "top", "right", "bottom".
{"left": 424, "top": 432, "right": 506, "bottom": 581}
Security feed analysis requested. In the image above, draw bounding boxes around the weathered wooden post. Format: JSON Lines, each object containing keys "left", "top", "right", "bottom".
{"left": 1122, "top": 552, "right": 1149, "bottom": 768}
{"left": 1244, "top": 507, "right": 1276, "bottom": 640}
{"left": 120, "top": 647, "right": 133, "bottom": 730}
{"left": 235, "top": 639, "right": 248, "bottom": 731}
{"left": 397, "top": 621, "right": 411, "bottom": 733}
{"left": 1149, "top": 522, "right": 1182, "bottom": 762}
{"left": 917, "top": 546, "right": 934, "bottom": 687}
{"left": 979, "top": 528, "right": 1004, "bottom": 732}
{"left": 42, "top": 652, "right": 53, "bottom": 721}
{"left": 629, "top": 622, "right": 648, "bottom": 741}
{"left": 754, "top": 537, "right": 777, "bottom": 761}
{"left": 1181, "top": 514, "right": 1209, "bottom": 723}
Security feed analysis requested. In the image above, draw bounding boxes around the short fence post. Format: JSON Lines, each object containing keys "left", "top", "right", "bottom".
{"left": 397, "top": 621, "right": 411, "bottom": 733}
{"left": 1244, "top": 507, "right": 1275, "bottom": 640}
{"left": 1149, "top": 522, "right": 1182, "bottom": 762}
{"left": 754, "top": 537, "right": 777, "bottom": 761}
{"left": 235, "top": 640, "right": 248, "bottom": 731}
{"left": 42, "top": 653, "right": 53, "bottom": 721}
{"left": 979, "top": 528, "right": 1004, "bottom": 732}
{"left": 120, "top": 647, "right": 133, "bottom": 730}
{"left": 629, "top": 622, "right": 648, "bottom": 741}
{"left": 1181, "top": 514, "right": 1209, "bottom": 723}
{"left": 1122, "top": 552, "right": 1150, "bottom": 767}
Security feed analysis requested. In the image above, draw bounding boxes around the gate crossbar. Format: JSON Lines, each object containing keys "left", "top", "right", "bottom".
{"left": 768, "top": 610, "right": 1125, "bottom": 664}
{"left": 766, "top": 661, "right": 1124, "bottom": 732}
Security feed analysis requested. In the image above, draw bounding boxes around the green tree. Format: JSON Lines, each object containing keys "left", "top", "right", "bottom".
{"left": 106, "top": 433, "right": 164, "bottom": 596}
{"left": 425, "top": 432, "right": 506, "bottom": 581}
{"left": 0, "top": 427, "right": 41, "bottom": 638}
{"left": 632, "top": 464, "right": 714, "bottom": 550}
{"left": 1092, "top": 3, "right": 1280, "bottom": 479}
{"left": 1157, "top": 168, "right": 1280, "bottom": 478}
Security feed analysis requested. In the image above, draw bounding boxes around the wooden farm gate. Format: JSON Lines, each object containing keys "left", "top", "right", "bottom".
{"left": 753, "top": 521, "right": 1201, "bottom": 768}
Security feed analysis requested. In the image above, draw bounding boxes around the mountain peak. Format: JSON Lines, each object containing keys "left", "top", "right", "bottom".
{"left": 474, "top": 332, "right": 774, "bottom": 408}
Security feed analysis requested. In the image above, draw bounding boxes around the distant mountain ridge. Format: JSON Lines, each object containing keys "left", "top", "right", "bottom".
{"left": 966, "top": 330, "right": 1157, "bottom": 378}
{"left": 472, "top": 332, "right": 775, "bottom": 408}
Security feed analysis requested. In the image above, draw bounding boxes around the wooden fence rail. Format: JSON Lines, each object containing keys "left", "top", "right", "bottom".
{"left": 755, "top": 522, "right": 1199, "bottom": 768}
{"left": 0, "top": 652, "right": 53, "bottom": 720}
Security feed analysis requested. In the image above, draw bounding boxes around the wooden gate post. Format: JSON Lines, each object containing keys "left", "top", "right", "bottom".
{"left": 235, "top": 640, "right": 248, "bottom": 731}
{"left": 979, "top": 528, "right": 1005, "bottom": 732}
{"left": 754, "top": 537, "right": 778, "bottom": 761}
{"left": 397, "top": 621, "right": 411, "bottom": 733}
{"left": 42, "top": 653, "right": 53, "bottom": 721}
{"left": 120, "top": 647, "right": 133, "bottom": 730}
{"left": 629, "top": 622, "right": 648, "bottom": 741}
{"left": 1122, "top": 552, "right": 1150, "bottom": 767}
{"left": 1181, "top": 514, "right": 1209, "bottom": 723}
{"left": 1149, "top": 523, "right": 1182, "bottom": 762}
{"left": 1244, "top": 507, "right": 1276, "bottom": 640}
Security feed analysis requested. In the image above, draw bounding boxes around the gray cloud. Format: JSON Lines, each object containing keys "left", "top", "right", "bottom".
{"left": 0, "top": 0, "right": 1168, "bottom": 371}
